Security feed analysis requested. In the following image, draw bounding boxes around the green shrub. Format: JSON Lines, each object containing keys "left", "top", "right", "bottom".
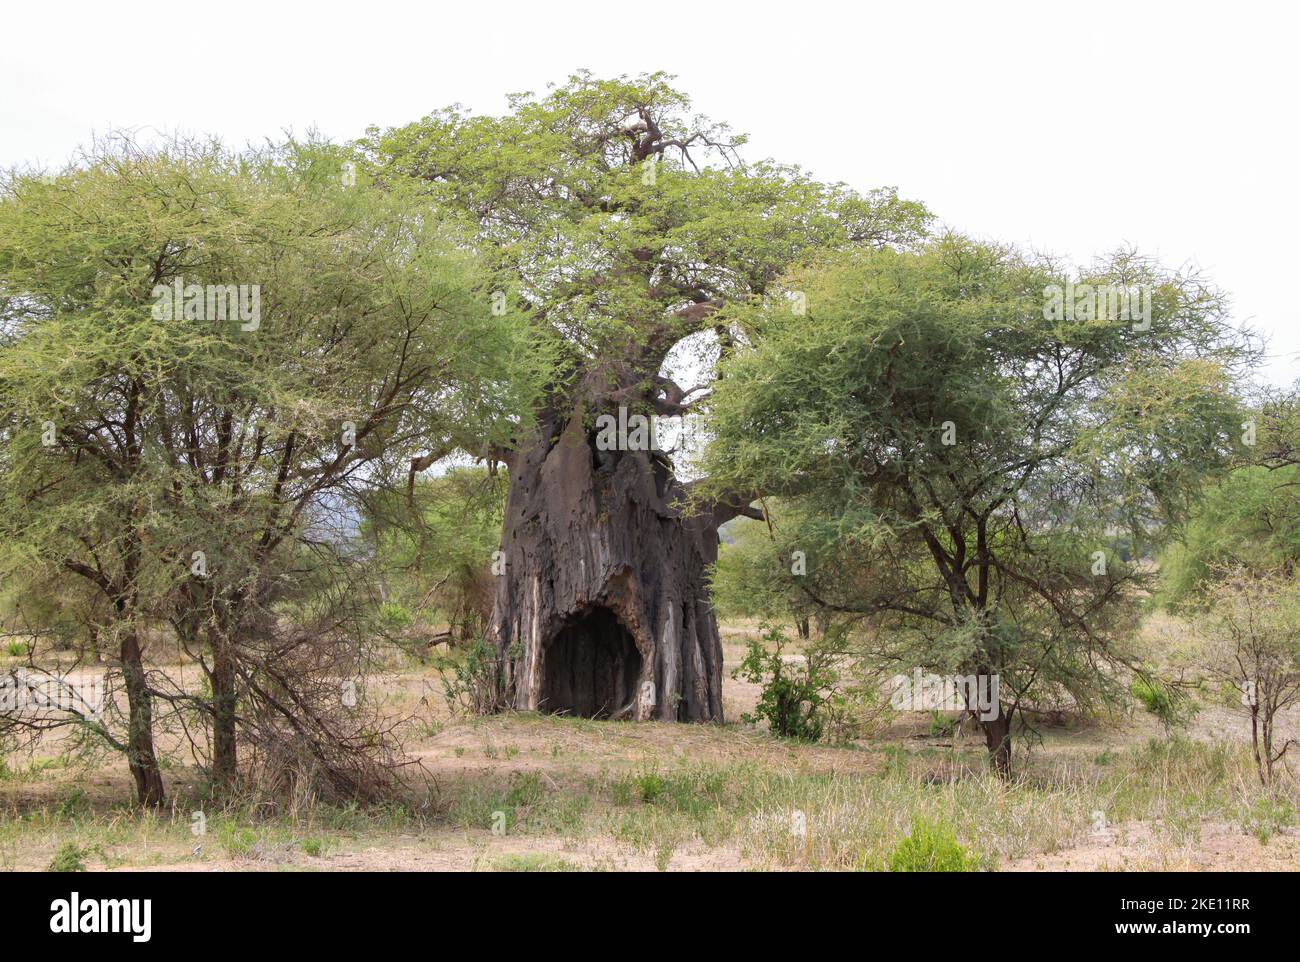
{"left": 505, "top": 772, "right": 545, "bottom": 808}
{"left": 5, "top": 640, "right": 25, "bottom": 657}
{"left": 732, "top": 624, "right": 834, "bottom": 741}
{"left": 634, "top": 771, "right": 665, "bottom": 804}
{"left": 217, "top": 823, "right": 259, "bottom": 858}
{"left": 436, "top": 639, "right": 508, "bottom": 715}
{"left": 886, "top": 818, "right": 977, "bottom": 872}
{"left": 1239, "top": 796, "right": 1294, "bottom": 844}
{"left": 47, "top": 842, "right": 88, "bottom": 872}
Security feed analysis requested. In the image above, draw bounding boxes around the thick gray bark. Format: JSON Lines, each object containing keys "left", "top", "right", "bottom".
{"left": 488, "top": 403, "right": 733, "bottom": 722}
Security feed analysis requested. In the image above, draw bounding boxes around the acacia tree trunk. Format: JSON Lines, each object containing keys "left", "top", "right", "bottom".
{"left": 120, "top": 629, "right": 165, "bottom": 807}
{"left": 489, "top": 400, "right": 745, "bottom": 723}
{"left": 210, "top": 636, "right": 237, "bottom": 794}
{"left": 176, "top": 583, "right": 238, "bottom": 796}
{"left": 980, "top": 711, "right": 1013, "bottom": 780}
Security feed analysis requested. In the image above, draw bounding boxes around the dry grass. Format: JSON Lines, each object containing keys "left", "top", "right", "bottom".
{"left": 2, "top": 622, "right": 1298, "bottom": 872}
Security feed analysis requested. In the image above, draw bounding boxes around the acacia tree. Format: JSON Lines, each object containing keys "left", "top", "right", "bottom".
{"left": 699, "top": 236, "right": 1254, "bottom": 775}
{"left": 1255, "top": 385, "right": 1300, "bottom": 471}
{"left": 1159, "top": 464, "right": 1300, "bottom": 602}
{"left": 1197, "top": 568, "right": 1300, "bottom": 785}
{"left": 0, "top": 137, "right": 539, "bottom": 803}
{"left": 361, "top": 72, "right": 930, "bottom": 720}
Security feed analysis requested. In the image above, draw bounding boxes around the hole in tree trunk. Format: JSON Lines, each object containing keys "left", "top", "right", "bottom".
{"left": 541, "top": 606, "right": 640, "bottom": 719}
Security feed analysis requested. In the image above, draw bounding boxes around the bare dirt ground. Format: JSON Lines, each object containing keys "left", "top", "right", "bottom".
{"left": 1005, "top": 821, "right": 1300, "bottom": 872}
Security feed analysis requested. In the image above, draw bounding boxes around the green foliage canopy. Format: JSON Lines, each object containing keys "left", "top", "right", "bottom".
{"left": 699, "top": 235, "right": 1255, "bottom": 761}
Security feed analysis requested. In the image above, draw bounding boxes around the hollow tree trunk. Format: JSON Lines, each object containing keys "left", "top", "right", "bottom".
{"left": 489, "top": 402, "right": 746, "bottom": 723}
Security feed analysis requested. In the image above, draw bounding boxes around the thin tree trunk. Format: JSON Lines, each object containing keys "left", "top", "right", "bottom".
{"left": 1250, "top": 704, "right": 1266, "bottom": 786}
{"left": 1261, "top": 705, "right": 1274, "bottom": 785}
{"left": 211, "top": 636, "right": 238, "bottom": 794}
{"left": 120, "top": 630, "right": 164, "bottom": 807}
{"left": 981, "top": 710, "right": 1013, "bottom": 780}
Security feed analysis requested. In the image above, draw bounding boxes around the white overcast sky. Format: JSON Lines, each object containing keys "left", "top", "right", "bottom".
{"left": 2, "top": 0, "right": 1296, "bottom": 386}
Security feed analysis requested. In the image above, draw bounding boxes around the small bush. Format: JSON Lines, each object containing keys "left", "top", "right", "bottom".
{"left": 505, "top": 771, "right": 545, "bottom": 808}
{"left": 436, "top": 639, "right": 508, "bottom": 715}
{"left": 47, "top": 842, "right": 88, "bottom": 872}
{"left": 654, "top": 843, "right": 674, "bottom": 871}
{"left": 1239, "top": 796, "right": 1294, "bottom": 845}
{"left": 634, "top": 771, "right": 665, "bottom": 804}
{"left": 886, "top": 818, "right": 977, "bottom": 872}
{"left": 732, "top": 624, "right": 834, "bottom": 741}
{"left": 217, "top": 823, "right": 259, "bottom": 859}
{"left": 5, "top": 641, "right": 25, "bottom": 657}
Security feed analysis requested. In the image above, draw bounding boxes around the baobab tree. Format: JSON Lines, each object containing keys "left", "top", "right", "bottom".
{"left": 362, "top": 72, "right": 931, "bottom": 721}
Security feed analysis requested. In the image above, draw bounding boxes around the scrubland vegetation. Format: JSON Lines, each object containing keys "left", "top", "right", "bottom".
{"left": 2, "top": 74, "right": 1297, "bottom": 871}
